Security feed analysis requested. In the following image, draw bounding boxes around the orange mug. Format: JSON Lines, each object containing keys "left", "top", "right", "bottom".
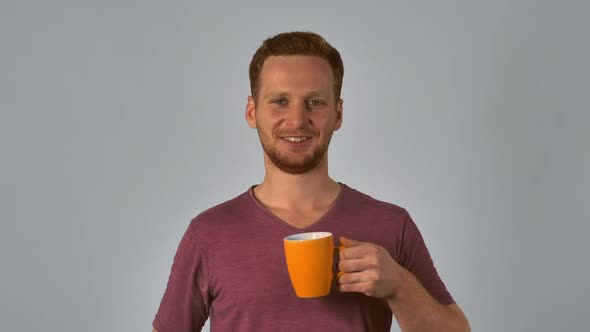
{"left": 283, "top": 232, "right": 344, "bottom": 298}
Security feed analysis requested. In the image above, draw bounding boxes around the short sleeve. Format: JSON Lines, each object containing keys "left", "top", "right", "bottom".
{"left": 153, "top": 221, "right": 210, "bottom": 332}
{"left": 398, "top": 210, "right": 455, "bottom": 305}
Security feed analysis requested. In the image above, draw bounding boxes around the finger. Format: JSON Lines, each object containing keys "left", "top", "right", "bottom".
{"left": 338, "top": 282, "right": 377, "bottom": 297}
{"left": 340, "top": 267, "right": 382, "bottom": 283}
{"left": 338, "top": 282, "right": 360, "bottom": 293}
{"left": 337, "top": 271, "right": 368, "bottom": 285}
{"left": 339, "top": 236, "right": 363, "bottom": 247}
{"left": 339, "top": 237, "right": 369, "bottom": 260}
{"left": 338, "top": 258, "right": 363, "bottom": 273}
{"left": 338, "top": 258, "right": 377, "bottom": 274}
{"left": 340, "top": 242, "right": 380, "bottom": 260}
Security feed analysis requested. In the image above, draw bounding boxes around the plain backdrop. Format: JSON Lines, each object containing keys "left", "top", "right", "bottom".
{"left": 1, "top": 1, "right": 588, "bottom": 331}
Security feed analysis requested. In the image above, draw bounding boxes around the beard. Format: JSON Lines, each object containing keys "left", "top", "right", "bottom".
{"left": 256, "top": 126, "right": 334, "bottom": 174}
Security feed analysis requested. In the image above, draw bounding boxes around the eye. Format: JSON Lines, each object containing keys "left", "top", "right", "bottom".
{"left": 307, "top": 99, "right": 326, "bottom": 108}
{"left": 271, "top": 98, "right": 288, "bottom": 106}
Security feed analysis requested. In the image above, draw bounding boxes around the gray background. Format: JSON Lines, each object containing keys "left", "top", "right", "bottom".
{"left": 1, "top": 0, "right": 588, "bottom": 331}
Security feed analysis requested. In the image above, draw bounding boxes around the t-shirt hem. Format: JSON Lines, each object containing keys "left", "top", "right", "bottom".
{"left": 442, "top": 299, "right": 457, "bottom": 306}
{"left": 152, "top": 317, "right": 173, "bottom": 332}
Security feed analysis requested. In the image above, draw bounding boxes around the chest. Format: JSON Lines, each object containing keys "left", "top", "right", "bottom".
{"left": 268, "top": 207, "right": 331, "bottom": 229}
{"left": 205, "top": 237, "right": 391, "bottom": 331}
{"left": 207, "top": 236, "right": 294, "bottom": 303}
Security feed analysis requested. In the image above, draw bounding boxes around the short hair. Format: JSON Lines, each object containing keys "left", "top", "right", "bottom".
{"left": 249, "top": 31, "right": 344, "bottom": 102}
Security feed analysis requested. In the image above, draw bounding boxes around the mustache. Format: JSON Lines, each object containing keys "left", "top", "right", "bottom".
{"left": 273, "top": 129, "right": 318, "bottom": 137}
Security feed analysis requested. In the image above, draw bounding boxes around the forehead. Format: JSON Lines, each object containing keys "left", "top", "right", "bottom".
{"left": 259, "top": 55, "right": 334, "bottom": 95}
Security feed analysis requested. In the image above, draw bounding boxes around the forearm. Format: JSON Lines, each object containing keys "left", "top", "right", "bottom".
{"left": 386, "top": 269, "right": 469, "bottom": 332}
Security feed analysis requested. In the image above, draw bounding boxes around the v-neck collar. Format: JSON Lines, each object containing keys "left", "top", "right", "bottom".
{"left": 247, "top": 183, "right": 347, "bottom": 232}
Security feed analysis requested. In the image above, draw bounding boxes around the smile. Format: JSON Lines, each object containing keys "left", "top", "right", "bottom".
{"left": 283, "top": 137, "right": 309, "bottom": 142}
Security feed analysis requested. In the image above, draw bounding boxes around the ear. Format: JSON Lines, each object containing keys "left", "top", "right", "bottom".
{"left": 334, "top": 98, "right": 343, "bottom": 131}
{"left": 246, "top": 96, "right": 257, "bottom": 128}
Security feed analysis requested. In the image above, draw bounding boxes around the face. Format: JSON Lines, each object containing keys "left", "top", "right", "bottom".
{"left": 246, "top": 55, "right": 343, "bottom": 174}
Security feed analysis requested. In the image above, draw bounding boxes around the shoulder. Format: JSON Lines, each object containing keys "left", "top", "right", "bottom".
{"left": 337, "top": 184, "right": 416, "bottom": 254}
{"left": 341, "top": 183, "right": 410, "bottom": 220}
{"left": 187, "top": 189, "right": 253, "bottom": 233}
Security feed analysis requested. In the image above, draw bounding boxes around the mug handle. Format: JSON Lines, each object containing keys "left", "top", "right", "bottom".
{"left": 334, "top": 245, "right": 345, "bottom": 279}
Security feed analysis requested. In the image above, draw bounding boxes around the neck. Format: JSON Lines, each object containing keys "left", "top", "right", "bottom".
{"left": 254, "top": 155, "right": 341, "bottom": 210}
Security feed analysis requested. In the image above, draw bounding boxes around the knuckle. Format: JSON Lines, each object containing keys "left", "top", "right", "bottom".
{"left": 366, "top": 257, "right": 379, "bottom": 270}
{"left": 371, "top": 269, "right": 381, "bottom": 280}
{"left": 369, "top": 256, "right": 379, "bottom": 266}
{"left": 340, "top": 250, "right": 349, "bottom": 260}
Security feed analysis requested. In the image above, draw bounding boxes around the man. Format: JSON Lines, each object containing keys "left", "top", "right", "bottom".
{"left": 153, "top": 31, "right": 470, "bottom": 332}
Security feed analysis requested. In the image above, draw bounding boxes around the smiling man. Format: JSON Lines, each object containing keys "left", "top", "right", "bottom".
{"left": 153, "top": 31, "right": 470, "bottom": 332}
{"left": 249, "top": 55, "right": 341, "bottom": 177}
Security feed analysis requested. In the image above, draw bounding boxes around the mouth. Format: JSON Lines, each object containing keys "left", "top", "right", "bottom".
{"left": 282, "top": 136, "right": 310, "bottom": 143}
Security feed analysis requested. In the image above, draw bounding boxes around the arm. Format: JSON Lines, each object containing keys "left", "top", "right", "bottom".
{"left": 338, "top": 237, "right": 470, "bottom": 332}
{"left": 384, "top": 265, "right": 470, "bottom": 331}
{"left": 152, "top": 222, "right": 210, "bottom": 332}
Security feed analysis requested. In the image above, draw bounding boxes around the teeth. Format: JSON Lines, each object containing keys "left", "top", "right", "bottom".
{"left": 284, "top": 137, "right": 308, "bottom": 142}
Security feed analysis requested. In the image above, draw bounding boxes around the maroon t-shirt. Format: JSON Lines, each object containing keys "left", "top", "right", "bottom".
{"left": 153, "top": 184, "right": 454, "bottom": 332}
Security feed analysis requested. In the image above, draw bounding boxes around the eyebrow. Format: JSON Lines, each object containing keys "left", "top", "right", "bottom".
{"left": 261, "top": 91, "right": 290, "bottom": 100}
{"left": 261, "top": 91, "right": 327, "bottom": 100}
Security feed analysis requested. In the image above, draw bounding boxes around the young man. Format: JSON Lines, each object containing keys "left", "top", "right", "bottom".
{"left": 153, "top": 31, "right": 470, "bottom": 332}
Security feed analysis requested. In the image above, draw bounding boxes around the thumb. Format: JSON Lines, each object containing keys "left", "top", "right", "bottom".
{"left": 339, "top": 236, "right": 362, "bottom": 247}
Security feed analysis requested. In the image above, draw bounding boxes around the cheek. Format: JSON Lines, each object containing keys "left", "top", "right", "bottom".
{"left": 313, "top": 113, "right": 337, "bottom": 127}
{"left": 260, "top": 110, "right": 282, "bottom": 122}
{"left": 309, "top": 111, "right": 328, "bottom": 122}
{"left": 257, "top": 116, "right": 281, "bottom": 135}
{"left": 256, "top": 112, "right": 276, "bottom": 125}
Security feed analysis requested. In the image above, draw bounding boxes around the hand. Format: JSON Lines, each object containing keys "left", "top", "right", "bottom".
{"left": 337, "top": 237, "right": 403, "bottom": 299}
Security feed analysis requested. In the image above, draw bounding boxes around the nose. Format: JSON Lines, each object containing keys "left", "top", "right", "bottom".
{"left": 285, "top": 101, "right": 309, "bottom": 128}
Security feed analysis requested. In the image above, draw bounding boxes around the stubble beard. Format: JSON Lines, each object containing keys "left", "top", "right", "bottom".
{"left": 257, "top": 127, "right": 333, "bottom": 175}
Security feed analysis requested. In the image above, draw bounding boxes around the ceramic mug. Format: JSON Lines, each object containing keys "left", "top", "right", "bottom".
{"left": 283, "top": 232, "right": 344, "bottom": 298}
